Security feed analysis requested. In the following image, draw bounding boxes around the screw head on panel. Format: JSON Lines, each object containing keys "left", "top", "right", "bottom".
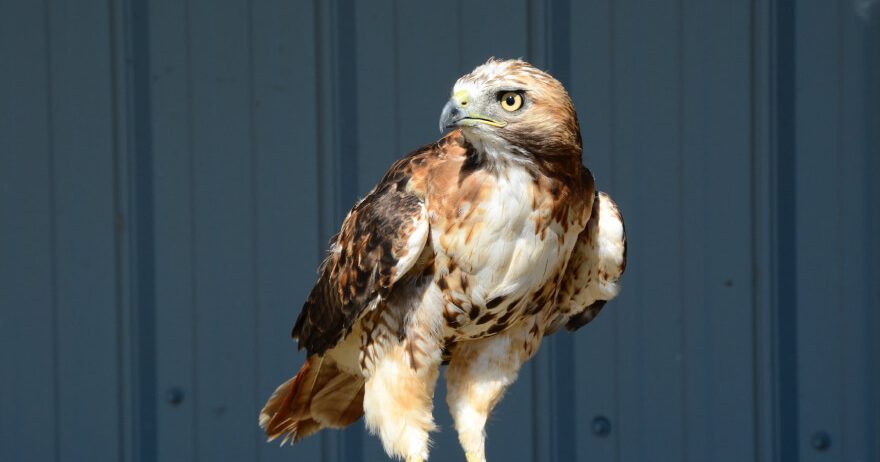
{"left": 810, "top": 431, "right": 831, "bottom": 451}
{"left": 165, "top": 387, "right": 185, "bottom": 406}
{"left": 591, "top": 416, "right": 611, "bottom": 437}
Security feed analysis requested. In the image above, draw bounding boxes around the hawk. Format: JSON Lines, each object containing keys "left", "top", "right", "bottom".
{"left": 259, "top": 58, "right": 627, "bottom": 462}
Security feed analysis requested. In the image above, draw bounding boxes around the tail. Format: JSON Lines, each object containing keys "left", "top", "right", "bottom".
{"left": 259, "top": 355, "right": 365, "bottom": 444}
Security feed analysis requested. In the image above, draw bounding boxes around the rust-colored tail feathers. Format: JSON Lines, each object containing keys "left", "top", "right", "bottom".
{"left": 259, "top": 356, "right": 365, "bottom": 444}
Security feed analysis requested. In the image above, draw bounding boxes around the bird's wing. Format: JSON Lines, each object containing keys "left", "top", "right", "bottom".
{"left": 291, "top": 145, "right": 438, "bottom": 355}
{"left": 556, "top": 173, "right": 627, "bottom": 331}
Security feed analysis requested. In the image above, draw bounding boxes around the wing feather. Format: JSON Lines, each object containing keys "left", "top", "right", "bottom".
{"left": 556, "top": 181, "right": 627, "bottom": 331}
{"left": 291, "top": 143, "right": 438, "bottom": 355}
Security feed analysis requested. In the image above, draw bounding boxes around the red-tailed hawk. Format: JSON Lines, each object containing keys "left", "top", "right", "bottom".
{"left": 260, "top": 58, "right": 627, "bottom": 462}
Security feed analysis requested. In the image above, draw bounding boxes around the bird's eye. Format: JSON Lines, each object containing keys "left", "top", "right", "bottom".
{"left": 499, "top": 92, "right": 523, "bottom": 112}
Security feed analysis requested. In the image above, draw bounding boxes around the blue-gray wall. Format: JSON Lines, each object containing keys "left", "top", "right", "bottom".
{"left": 1, "top": 1, "right": 878, "bottom": 461}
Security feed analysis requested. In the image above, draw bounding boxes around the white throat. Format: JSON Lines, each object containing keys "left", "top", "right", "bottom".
{"left": 460, "top": 128, "right": 531, "bottom": 168}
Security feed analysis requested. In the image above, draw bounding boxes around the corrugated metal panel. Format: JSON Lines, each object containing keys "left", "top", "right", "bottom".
{"left": 794, "top": 1, "right": 879, "bottom": 460}
{"left": 0, "top": 2, "right": 57, "bottom": 460}
{"left": 566, "top": 1, "right": 758, "bottom": 460}
{"left": 1, "top": 1, "right": 878, "bottom": 461}
{"left": 1, "top": 0, "right": 126, "bottom": 460}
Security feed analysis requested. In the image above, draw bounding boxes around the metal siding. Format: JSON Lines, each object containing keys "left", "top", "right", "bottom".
{"left": 149, "top": 0, "right": 197, "bottom": 458}
{"left": 46, "top": 0, "right": 123, "bottom": 460}
{"left": 769, "top": 1, "right": 801, "bottom": 460}
{"left": 117, "top": 0, "right": 157, "bottom": 459}
{"left": 147, "top": 1, "right": 326, "bottom": 461}
{"left": 571, "top": 0, "right": 758, "bottom": 460}
{"left": 1, "top": 1, "right": 878, "bottom": 461}
{"left": 837, "top": 6, "right": 874, "bottom": 460}
{"left": 187, "top": 0, "right": 258, "bottom": 459}
{"left": 795, "top": 1, "right": 878, "bottom": 461}
{"left": 750, "top": 3, "right": 781, "bottom": 455}
{"left": 795, "top": 1, "right": 842, "bottom": 459}
{"left": 867, "top": 9, "right": 880, "bottom": 462}
{"left": 679, "top": 1, "right": 756, "bottom": 460}
{"left": 0, "top": 1, "right": 56, "bottom": 460}
{"left": 394, "top": 2, "right": 461, "bottom": 153}
{"left": 610, "top": 1, "right": 686, "bottom": 461}
{"left": 568, "top": 1, "right": 619, "bottom": 460}
{"left": 353, "top": 0, "right": 399, "bottom": 191}
{"left": 250, "top": 1, "right": 323, "bottom": 461}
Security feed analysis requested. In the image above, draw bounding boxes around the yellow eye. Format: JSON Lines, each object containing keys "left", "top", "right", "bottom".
{"left": 500, "top": 92, "right": 523, "bottom": 112}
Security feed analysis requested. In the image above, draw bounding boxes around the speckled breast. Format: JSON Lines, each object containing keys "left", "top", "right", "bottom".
{"left": 426, "top": 160, "right": 585, "bottom": 341}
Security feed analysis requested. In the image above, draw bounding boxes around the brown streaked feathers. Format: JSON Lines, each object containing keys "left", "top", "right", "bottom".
{"left": 260, "top": 356, "right": 366, "bottom": 444}
{"left": 261, "top": 58, "right": 627, "bottom": 461}
{"left": 291, "top": 144, "right": 437, "bottom": 355}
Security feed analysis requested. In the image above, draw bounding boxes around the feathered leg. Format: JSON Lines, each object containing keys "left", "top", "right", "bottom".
{"left": 363, "top": 342, "right": 441, "bottom": 461}
{"left": 360, "top": 281, "right": 445, "bottom": 461}
{"left": 446, "top": 318, "right": 542, "bottom": 462}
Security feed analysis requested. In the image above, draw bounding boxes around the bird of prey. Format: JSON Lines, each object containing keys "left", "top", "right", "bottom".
{"left": 260, "top": 58, "right": 627, "bottom": 462}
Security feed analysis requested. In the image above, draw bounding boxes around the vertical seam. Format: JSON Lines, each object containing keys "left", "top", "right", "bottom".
{"left": 455, "top": 0, "right": 463, "bottom": 70}
{"left": 313, "top": 0, "right": 324, "bottom": 258}
{"left": 677, "top": 0, "right": 688, "bottom": 460}
{"left": 246, "top": 0, "right": 260, "bottom": 460}
{"left": 184, "top": 0, "right": 199, "bottom": 458}
{"left": 338, "top": 0, "right": 358, "bottom": 215}
{"left": 835, "top": 0, "right": 846, "bottom": 455}
{"left": 108, "top": 0, "right": 127, "bottom": 459}
{"left": 392, "top": 0, "right": 401, "bottom": 157}
{"left": 868, "top": 15, "right": 880, "bottom": 462}
{"left": 775, "top": 0, "right": 799, "bottom": 460}
{"left": 44, "top": 0, "right": 60, "bottom": 459}
{"left": 118, "top": 0, "right": 158, "bottom": 459}
{"left": 747, "top": 0, "right": 762, "bottom": 459}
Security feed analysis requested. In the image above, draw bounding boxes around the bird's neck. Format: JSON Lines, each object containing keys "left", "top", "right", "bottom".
{"left": 459, "top": 130, "right": 581, "bottom": 174}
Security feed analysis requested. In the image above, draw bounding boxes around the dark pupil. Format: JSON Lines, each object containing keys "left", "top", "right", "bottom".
{"left": 505, "top": 95, "right": 517, "bottom": 106}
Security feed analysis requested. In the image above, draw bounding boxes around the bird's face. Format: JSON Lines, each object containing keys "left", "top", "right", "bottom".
{"left": 439, "top": 58, "right": 581, "bottom": 157}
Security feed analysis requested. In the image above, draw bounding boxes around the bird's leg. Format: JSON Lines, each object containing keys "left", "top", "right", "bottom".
{"left": 446, "top": 320, "right": 541, "bottom": 462}
{"left": 363, "top": 339, "right": 441, "bottom": 461}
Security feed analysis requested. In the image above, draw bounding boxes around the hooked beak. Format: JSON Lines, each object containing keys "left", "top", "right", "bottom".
{"left": 438, "top": 99, "right": 464, "bottom": 132}
{"left": 438, "top": 94, "right": 507, "bottom": 133}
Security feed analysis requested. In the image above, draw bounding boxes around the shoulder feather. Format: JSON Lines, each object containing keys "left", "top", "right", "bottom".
{"left": 556, "top": 170, "right": 627, "bottom": 331}
{"left": 291, "top": 143, "right": 440, "bottom": 354}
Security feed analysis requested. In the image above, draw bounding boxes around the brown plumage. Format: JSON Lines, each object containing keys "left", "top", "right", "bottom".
{"left": 260, "top": 58, "right": 627, "bottom": 462}
{"left": 261, "top": 355, "right": 365, "bottom": 443}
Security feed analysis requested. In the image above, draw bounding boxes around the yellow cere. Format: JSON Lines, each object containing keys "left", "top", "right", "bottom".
{"left": 453, "top": 90, "right": 469, "bottom": 107}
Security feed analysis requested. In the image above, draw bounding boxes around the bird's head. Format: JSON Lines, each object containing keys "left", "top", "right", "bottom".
{"left": 439, "top": 58, "right": 582, "bottom": 160}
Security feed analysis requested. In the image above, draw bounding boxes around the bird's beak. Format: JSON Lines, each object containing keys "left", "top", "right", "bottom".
{"left": 438, "top": 91, "right": 507, "bottom": 133}
{"left": 438, "top": 99, "right": 464, "bottom": 132}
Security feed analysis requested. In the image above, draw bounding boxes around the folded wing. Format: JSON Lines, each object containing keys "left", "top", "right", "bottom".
{"left": 556, "top": 187, "right": 627, "bottom": 331}
{"left": 291, "top": 149, "right": 434, "bottom": 355}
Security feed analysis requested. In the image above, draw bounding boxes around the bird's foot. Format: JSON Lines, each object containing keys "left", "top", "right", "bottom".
{"left": 465, "top": 452, "right": 486, "bottom": 462}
